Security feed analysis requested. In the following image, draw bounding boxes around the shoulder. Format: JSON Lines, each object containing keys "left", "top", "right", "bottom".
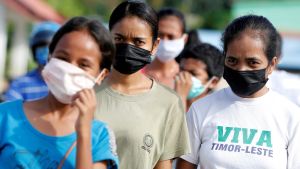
{"left": 91, "top": 120, "right": 115, "bottom": 141}
{"left": 192, "top": 88, "right": 228, "bottom": 109}
{"left": 0, "top": 100, "right": 23, "bottom": 120}
{"left": 153, "top": 81, "right": 182, "bottom": 102}
{"left": 9, "top": 70, "right": 41, "bottom": 86}
{"left": 0, "top": 100, "right": 23, "bottom": 111}
{"left": 269, "top": 90, "right": 300, "bottom": 111}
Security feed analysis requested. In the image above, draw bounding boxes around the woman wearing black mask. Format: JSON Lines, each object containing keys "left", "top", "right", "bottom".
{"left": 94, "top": 1, "right": 190, "bottom": 169}
{"left": 176, "top": 15, "right": 300, "bottom": 169}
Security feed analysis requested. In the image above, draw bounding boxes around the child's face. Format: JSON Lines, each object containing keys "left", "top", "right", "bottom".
{"left": 50, "top": 30, "right": 102, "bottom": 78}
{"left": 180, "top": 57, "right": 209, "bottom": 84}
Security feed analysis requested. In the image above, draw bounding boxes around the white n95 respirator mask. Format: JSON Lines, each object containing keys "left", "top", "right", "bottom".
{"left": 42, "top": 58, "right": 102, "bottom": 104}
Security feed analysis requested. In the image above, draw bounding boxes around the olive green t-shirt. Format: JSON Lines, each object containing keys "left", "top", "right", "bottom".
{"left": 94, "top": 80, "right": 190, "bottom": 169}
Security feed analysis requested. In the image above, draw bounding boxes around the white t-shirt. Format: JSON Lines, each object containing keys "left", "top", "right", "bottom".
{"left": 181, "top": 87, "right": 300, "bottom": 169}
{"left": 267, "top": 70, "right": 300, "bottom": 107}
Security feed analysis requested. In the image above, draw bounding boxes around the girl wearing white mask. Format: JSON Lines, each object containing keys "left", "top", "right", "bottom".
{"left": 0, "top": 17, "right": 118, "bottom": 169}
{"left": 144, "top": 7, "right": 187, "bottom": 89}
{"left": 175, "top": 43, "right": 224, "bottom": 110}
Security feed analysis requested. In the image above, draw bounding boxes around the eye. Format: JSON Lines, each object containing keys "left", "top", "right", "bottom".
{"left": 78, "top": 61, "right": 92, "bottom": 70}
{"left": 248, "top": 60, "right": 261, "bottom": 68}
{"left": 226, "top": 57, "right": 237, "bottom": 65}
{"left": 134, "top": 39, "right": 146, "bottom": 46}
{"left": 249, "top": 60, "right": 259, "bottom": 65}
{"left": 55, "top": 56, "right": 69, "bottom": 62}
{"left": 114, "top": 36, "right": 123, "bottom": 42}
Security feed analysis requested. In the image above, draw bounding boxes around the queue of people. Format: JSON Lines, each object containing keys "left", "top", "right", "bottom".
{"left": 0, "top": 1, "right": 299, "bottom": 169}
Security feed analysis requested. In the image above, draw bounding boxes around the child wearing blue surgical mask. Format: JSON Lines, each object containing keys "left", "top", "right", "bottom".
{"left": 0, "top": 17, "right": 118, "bottom": 169}
{"left": 175, "top": 43, "right": 224, "bottom": 110}
{"left": 2, "top": 22, "right": 60, "bottom": 102}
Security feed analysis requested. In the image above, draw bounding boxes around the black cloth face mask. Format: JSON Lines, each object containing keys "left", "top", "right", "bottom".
{"left": 113, "top": 43, "right": 152, "bottom": 74}
{"left": 223, "top": 65, "right": 269, "bottom": 97}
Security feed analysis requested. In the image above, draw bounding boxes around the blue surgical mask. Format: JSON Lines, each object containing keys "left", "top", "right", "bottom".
{"left": 35, "top": 46, "right": 49, "bottom": 65}
{"left": 187, "top": 76, "right": 205, "bottom": 100}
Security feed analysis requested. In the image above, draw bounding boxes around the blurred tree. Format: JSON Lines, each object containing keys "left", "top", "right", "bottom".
{"left": 46, "top": 0, "right": 232, "bottom": 30}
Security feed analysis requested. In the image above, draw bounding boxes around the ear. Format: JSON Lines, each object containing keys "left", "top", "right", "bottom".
{"left": 95, "top": 68, "right": 110, "bottom": 85}
{"left": 150, "top": 38, "right": 160, "bottom": 56}
{"left": 207, "top": 77, "right": 220, "bottom": 90}
{"left": 266, "top": 57, "right": 278, "bottom": 76}
{"left": 183, "top": 33, "right": 188, "bottom": 44}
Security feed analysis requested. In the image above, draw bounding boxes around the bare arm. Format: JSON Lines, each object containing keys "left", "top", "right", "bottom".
{"left": 176, "top": 158, "right": 197, "bottom": 169}
{"left": 154, "top": 160, "right": 172, "bottom": 169}
{"left": 74, "top": 89, "right": 107, "bottom": 169}
{"left": 175, "top": 71, "right": 192, "bottom": 111}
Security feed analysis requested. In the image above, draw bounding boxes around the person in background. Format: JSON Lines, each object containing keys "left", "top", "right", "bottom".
{"left": 185, "top": 29, "right": 202, "bottom": 47}
{"left": 144, "top": 7, "right": 187, "bottom": 89}
{"left": 2, "top": 21, "right": 60, "bottom": 101}
{"left": 0, "top": 17, "right": 118, "bottom": 169}
{"left": 95, "top": 1, "right": 190, "bottom": 169}
{"left": 267, "top": 32, "right": 300, "bottom": 106}
{"left": 176, "top": 14, "right": 300, "bottom": 169}
{"left": 175, "top": 43, "right": 224, "bottom": 110}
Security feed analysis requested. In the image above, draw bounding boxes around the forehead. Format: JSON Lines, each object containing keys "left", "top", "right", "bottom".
{"left": 159, "top": 16, "right": 183, "bottom": 35}
{"left": 53, "top": 30, "right": 101, "bottom": 60}
{"left": 111, "top": 16, "right": 152, "bottom": 37}
{"left": 181, "top": 57, "right": 207, "bottom": 69}
{"left": 226, "top": 31, "right": 267, "bottom": 61}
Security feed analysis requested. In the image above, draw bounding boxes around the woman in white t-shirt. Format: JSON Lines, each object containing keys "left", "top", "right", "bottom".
{"left": 176, "top": 14, "right": 300, "bottom": 169}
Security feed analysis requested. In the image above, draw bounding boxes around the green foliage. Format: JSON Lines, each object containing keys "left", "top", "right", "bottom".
{"left": 46, "top": 0, "right": 232, "bottom": 30}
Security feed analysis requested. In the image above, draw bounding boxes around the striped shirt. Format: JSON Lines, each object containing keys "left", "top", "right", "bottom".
{"left": 2, "top": 69, "right": 48, "bottom": 101}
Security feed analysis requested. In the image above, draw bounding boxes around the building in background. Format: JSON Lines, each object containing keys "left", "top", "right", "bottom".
{"left": 0, "top": 0, "right": 64, "bottom": 92}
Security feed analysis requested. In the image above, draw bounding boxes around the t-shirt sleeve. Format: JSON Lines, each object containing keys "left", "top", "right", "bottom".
{"left": 92, "top": 124, "right": 119, "bottom": 169}
{"left": 180, "top": 104, "right": 201, "bottom": 165}
{"left": 287, "top": 112, "right": 300, "bottom": 169}
{"left": 159, "top": 97, "right": 191, "bottom": 161}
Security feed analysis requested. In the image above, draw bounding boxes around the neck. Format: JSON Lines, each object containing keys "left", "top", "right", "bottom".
{"left": 152, "top": 58, "right": 178, "bottom": 69}
{"left": 146, "top": 58, "right": 179, "bottom": 77}
{"left": 42, "top": 94, "right": 76, "bottom": 119}
{"left": 109, "top": 68, "right": 145, "bottom": 86}
{"left": 107, "top": 68, "right": 153, "bottom": 94}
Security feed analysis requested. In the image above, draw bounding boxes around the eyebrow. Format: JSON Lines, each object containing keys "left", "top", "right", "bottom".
{"left": 246, "top": 57, "right": 262, "bottom": 62}
{"left": 53, "top": 49, "right": 69, "bottom": 55}
{"left": 114, "top": 33, "right": 147, "bottom": 40}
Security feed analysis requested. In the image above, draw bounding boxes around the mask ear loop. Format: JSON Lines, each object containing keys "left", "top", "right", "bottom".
{"left": 94, "top": 70, "right": 105, "bottom": 85}
{"left": 203, "top": 76, "right": 218, "bottom": 90}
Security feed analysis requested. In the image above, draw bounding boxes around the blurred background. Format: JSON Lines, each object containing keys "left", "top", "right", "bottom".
{"left": 0, "top": 0, "right": 300, "bottom": 92}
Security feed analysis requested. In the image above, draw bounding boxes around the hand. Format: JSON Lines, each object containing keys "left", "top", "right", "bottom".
{"left": 73, "top": 89, "right": 96, "bottom": 134}
{"left": 175, "top": 71, "right": 193, "bottom": 100}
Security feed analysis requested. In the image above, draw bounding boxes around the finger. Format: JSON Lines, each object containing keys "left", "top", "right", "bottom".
{"left": 74, "top": 98, "right": 86, "bottom": 115}
{"left": 179, "top": 72, "right": 186, "bottom": 83}
{"left": 77, "top": 89, "right": 90, "bottom": 103}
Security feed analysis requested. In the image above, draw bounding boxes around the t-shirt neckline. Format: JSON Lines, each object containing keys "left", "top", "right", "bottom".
{"left": 224, "top": 87, "right": 271, "bottom": 105}
{"left": 17, "top": 100, "right": 76, "bottom": 142}
{"left": 103, "top": 78, "right": 157, "bottom": 102}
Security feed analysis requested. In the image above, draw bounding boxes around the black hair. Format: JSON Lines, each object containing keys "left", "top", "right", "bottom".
{"left": 185, "top": 29, "right": 201, "bottom": 47}
{"left": 109, "top": 0, "right": 158, "bottom": 41}
{"left": 178, "top": 43, "right": 225, "bottom": 78}
{"left": 158, "top": 7, "right": 186, "bottom": 34}
{"left": 49, "top": 16, "right": 115, "bottom": 70}
{"left": 221, "top": 14, "right": 278, "bottom": 62}
{"left": 275, "top": 31, "right": 282, "bottom": 59}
